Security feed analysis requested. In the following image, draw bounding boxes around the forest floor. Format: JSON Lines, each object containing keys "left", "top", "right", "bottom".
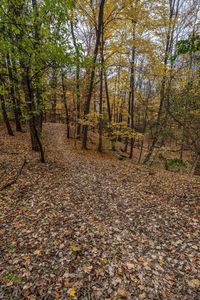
{"left": 0, "top": 123, "right": 200, "bottom": 300}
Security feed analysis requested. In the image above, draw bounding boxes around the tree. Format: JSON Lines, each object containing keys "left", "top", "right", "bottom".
{"left": 82, "top": 0, "right": 106, "bottom": 150}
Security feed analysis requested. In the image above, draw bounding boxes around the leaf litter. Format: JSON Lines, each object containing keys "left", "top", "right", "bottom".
{"left": 0, "top": 123, "right": 199, "bottom": 299}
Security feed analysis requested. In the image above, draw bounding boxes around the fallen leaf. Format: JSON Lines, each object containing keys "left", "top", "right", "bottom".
{"left": 34, "top": 249, "right": 41, "bottom": 256}
{"left": 5, "top": 280, "right": 13, "bottom": 287}
{"left": 187, "top": 278, "right": 200, "bottom": 288}
{"left": 68, "top": 288, "right": 76, "bottom": 297}
{"left": 69, "top": 242, "right": 81, "bottom": 252}
{"left": 83, "top": 265, "right": 93, "bottom": 273}
{"left": 115, "top": 288, "right": 129, "bottom": 298}
{"left": 99, "top": 258, "right": 107, "bottom": 265}
{"left": 126, "top": 262, "right": 135, "bottom": 270}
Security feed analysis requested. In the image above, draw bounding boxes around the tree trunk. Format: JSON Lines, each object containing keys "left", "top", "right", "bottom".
{"left": 51, "top": 69, "right": 57, "bottom": 122}
{"left": 6, "top": 53, "right": 22, "bottom": 132}
{"left": 104, "top": 70, "right": 112, "bottom": 123}
{"left": 61, "top": 74, "right": 70, "bottom": 139}
{"left": 138, "top": 81, "right": 151, "bottom": 163}
{"left": 104, "top": 67, "right": 115, "bottom": 150}
{"left": 129, "top": 20, "right": 136, "bottom": 159}
{"left": 32, "top": 0, "right": 43, "bottom": 132}
{"left": 70, "top": 20, "right": 81, "bottom": 137}
{"left": 12, "top": 58, "right": 23, "bottom": 121}
{"left": 98, "top": 25, "right": 104, "bottom": 152}
{"left": 143, "top": 0, "right": 181, "bottom": 164}
{"left": 0, "top": 94, "right": 14, "bottom": 136}
{"left": 82, "top": 0, "right": 106, "bottom": 149}
{"left": 193, "top": 154, "right": 200, "bottom": 176}
{"left": 21, "top": 66, "right": 43, "bottom": 154}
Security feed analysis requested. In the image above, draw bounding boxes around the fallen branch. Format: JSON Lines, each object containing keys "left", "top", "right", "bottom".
{"left": 0, "top": 158, "right": 27, "bottom": 191}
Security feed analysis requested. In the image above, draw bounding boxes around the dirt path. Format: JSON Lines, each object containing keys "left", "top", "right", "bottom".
{"left": 0, "top": 123, "right": 199, "bottom": 300}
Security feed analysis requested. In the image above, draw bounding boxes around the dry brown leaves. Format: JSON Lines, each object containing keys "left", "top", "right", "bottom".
{"left": 0, "top": 123, "right": 199, "bottom": 300}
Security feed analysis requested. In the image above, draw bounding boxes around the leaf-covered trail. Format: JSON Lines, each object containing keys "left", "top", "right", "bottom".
{"left": 0, "top": 123, "right": 199, "bottom": 300}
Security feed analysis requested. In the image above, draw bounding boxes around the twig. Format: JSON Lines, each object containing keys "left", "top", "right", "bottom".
{"left": 0, "top": 149, "right": 20, "bottom": 155}
{"left": 0, "top": 158, "right": 27, "bottom": 191}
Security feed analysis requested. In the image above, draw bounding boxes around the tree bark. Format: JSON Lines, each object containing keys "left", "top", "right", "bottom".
{"left": 21, "top": 66, "right": 43, "bottom": 154}
{"left": 129, "top": 20, "right": 136, "bottom": 159}
{"left": 6, "top": 53, "right": 22, "bottom": 132}
{"left": 61, "top": 74, "right": 70, "bottom": 139}
{"left": 82, "top": 0, "right": 106, "bottom": 149}
{"left": 32, "top": 0, "right": 44, "bottom": 131}
{"left": 104, "top": 69, "right": 112, "bottom": 123}
{"left": 98, "top": 24, "right": 104, "bottom": 152}
{"left": 143, "top": 0, "right": 180, "bottom": 164}
{"left": 51, "top": 69, "right": 57, "bottom": 122}
{"left": 0, "top": 94, "right": 14, "bottom": 136}
{"left": 70, "top": 20, "right": 81, "bottom": 137}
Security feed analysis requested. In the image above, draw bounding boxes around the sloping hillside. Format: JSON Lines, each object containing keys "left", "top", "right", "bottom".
{"left": 0, "top": 123, "right": 199, "bottom": 300}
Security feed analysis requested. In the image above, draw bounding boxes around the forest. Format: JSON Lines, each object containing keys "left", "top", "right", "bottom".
{"left": 0, "top": 0, "right": 200, "bottom": 299}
